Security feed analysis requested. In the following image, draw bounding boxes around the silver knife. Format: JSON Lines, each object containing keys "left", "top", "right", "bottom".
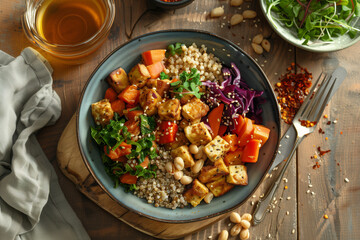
{"left": 267, "top": 66, "right": 347, "bottom": 174}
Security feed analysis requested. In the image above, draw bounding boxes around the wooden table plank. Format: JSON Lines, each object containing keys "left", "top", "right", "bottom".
{"left": 296, "top": 44, "right": 360, "bottom": 239}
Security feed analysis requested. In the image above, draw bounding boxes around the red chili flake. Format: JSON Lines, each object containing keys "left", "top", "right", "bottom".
{"left": 326, "top": 121, "right": 331, "bottom": 125}
{"left": 318, "top": 128, "right": 325, "bottom": 134}
{"left": 313, "top": 162, "right": 321, "bottom": 169}
{"left": 274, "top": 64, "right": 313, "bottom": 124}
{"left": 299, "top": 119, "right": 317, "bottom": 127}
{"left": 317, "top": 146, "right": 331, "bottom": 156}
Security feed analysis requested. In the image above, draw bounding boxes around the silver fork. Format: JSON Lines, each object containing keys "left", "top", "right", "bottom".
{"left": 253, "top": 67, "right": 346, "bottom": 225}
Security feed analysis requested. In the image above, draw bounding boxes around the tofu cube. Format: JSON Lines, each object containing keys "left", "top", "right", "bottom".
{"left": 107, "top": 68, "right": 129, "bottom": 93}
{"left": 146, "top": 79, "right": 171, "bottom": 97}
{"left": 171, "top": 145, "right": 195, "bottom": 168}
{"left": 182, "top": 98, "right": 209, "bottom": 121}
{"left": 139, "top": 88, "right": 161, "bottom": 116}
{"left": 128, "top": 63, "right": 151, "bottom": 88}
{"left": 183, "top": 179, "right": 209, "bottom": 207}
{"left": 91, "top": 99, "right": 114, "bottom": 126}
{"left": 226, "top": 165, "right": 248, "bottom": 185}
{"left": 184, "top": 122, "right": 212, "bottom": 145}
{"left": 206, "top": 176, "right": 234, "bottom": 197}
{"left": 204, "top": 136, "right": 231, "bottom": 162}
{"left": 158, "top": 99, "right": 181, "bottom": 121}
{"left": 198, "top": 159, "right": 229, "bottom": 183}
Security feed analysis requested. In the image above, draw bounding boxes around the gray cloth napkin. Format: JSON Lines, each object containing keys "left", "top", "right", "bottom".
{"left": 0, "top": 48, "right": 90, "bottom": 240}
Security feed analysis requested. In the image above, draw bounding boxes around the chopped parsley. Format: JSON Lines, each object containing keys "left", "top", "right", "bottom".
{"left": 90, "top": 113, "right": 158, "bottom": 192}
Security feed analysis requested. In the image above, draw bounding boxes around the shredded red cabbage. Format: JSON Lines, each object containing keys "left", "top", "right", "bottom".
{"left": 203, "top": 62, "right": 265, "bottom": 131}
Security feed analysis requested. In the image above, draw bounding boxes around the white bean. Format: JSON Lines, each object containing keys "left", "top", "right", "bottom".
{"left": 211, "top": 7, "right": 224, "bottom": 18}
{"left": 218, "top": 230, "right": 229, "bottom": 240}
{"left": 174, "top": 157, "right": 184, "bottom": 171}
{"left": 230, "top": 223, "right": 242, "bottom": 236}
{"left": 180, "top": 175, "right": 193, "bottom": 185}
{"left": 252, "top": 34, "right": 264, "bottom": 44}
{"left": 240, "top": 229, "right": 250, "bottom": 240}
{"left": 204, "top": 192, "right": 214, "bottom": 204}
{"left": 165, "top": 162, "right": 175, "bottom": 175}
{"left": 261, "top": 39, "right": 271, "bottom": 52}
{"left": 189, "top": 144, "right": 199, "bottom": 154}
{"left": 230, "top": 14, "right": 243, "bottom": 26}
{"left": 243, "top": 10, "right": 257, "bottom": 19}
{"left": 191, "top": 159, "right": 204, "bottom": 174}
{"left": 194, "top": 146, "right": 204, "bottom": 159}
{"left": 229, "top": 212, "right": 241, "bottom": 223}
{"left": 230, "top": 0, "right": 243, "bottom": 7}
{"left": 251, "top": 43, "right": 263, "bottom": 55}
{"left": 173, "top": 170, "right": 183, "bottom": 180}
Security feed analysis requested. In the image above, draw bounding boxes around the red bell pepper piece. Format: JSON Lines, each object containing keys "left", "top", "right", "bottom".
{"left": 156, "top": 121, "right": 178, "bottom": 144}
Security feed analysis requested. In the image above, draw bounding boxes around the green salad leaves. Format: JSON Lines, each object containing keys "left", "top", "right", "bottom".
{"left": 266, "top": 0, "right": 360, "bottom": 44}
{"left": 90, "top": 113, "right": 158, "bottom": 192}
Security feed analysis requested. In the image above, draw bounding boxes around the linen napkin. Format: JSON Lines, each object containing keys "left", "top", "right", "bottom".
{"left": 0, "top": 47, "right": 90, "bottom": 240}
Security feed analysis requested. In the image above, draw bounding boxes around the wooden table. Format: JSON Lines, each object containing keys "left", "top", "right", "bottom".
{"left": 1, "top": 0, "right": 359, "bottom": 239}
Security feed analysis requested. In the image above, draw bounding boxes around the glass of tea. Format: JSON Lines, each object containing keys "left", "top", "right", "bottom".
{"left": 22, "top": 0, "right": 115, "bottom": 59}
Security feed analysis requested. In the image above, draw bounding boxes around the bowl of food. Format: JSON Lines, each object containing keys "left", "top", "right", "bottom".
{"left": 149, "top": 0, "right": 194, "bottom": 10}
{"left": 77, "top": 30, "right": 280, "bottom": 222}
{"left": 260, "top": 0, "right": 360, "bottom": 52}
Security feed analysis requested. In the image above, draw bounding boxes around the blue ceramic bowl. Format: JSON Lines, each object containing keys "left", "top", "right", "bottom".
{"left": 77, "top": 30, "right": 280, "bottom": 222}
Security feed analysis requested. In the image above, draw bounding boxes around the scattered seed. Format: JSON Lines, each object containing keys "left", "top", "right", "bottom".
{"left": 251, "top": 43, "right": 263, "bottom": 54}
{"left": 261, "top": 39, "right": 271, "bottom": 52}
{"left": 252, "top": 34, "right": 264, "bottom": 44}
{"left": 287, "top": 197, "right": 291, "bottom": 200}
{"left": 292, "top": 229, "right": 295, "bottom": 234}
{"left": 344, "top": 178, "right": 349, "bottom": 183}
{"left": 324, "top": 214, "right": 329, "bottom": 219}
{"left": 286, "top": 211, "right": 289, "bottom": 215}
{"left": 230, "top": 14, "right": 244, "bottom": 26}
{"left": 230, "top": 0, "right": 243, "bottom": 7}
{"left": 211, "top": 7, "right": 224, "bottom": 18}
{"left": 243, "top": 10, "right": 257, "bottom": 19}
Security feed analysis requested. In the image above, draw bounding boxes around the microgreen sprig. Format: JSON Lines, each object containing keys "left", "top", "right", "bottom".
{"left": 170, "top": 68, "right": 204, "bottom": 99}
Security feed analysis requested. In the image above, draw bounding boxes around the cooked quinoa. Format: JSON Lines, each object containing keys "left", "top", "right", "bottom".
{"left": 164, "top": 43, "right": 223, "bottom": 82}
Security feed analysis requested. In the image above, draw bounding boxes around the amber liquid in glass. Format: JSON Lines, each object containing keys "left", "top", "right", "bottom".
{"left": 35, "top": 0, "right": 106, "bottom": 45}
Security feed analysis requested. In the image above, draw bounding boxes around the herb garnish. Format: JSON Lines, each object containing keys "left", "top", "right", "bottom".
{"left": 90, "top": 113, "right": 131, "bottom": 149}
{"left": 160, "top": 72, "right": 169, "bottom": 80}
{"left": 90, "top": 113, "right": 158, "bottom": 192}
{"left": 165, "top": 42, "right": 183, "bottom": 57}
{"left": 139, "top": 115, "right": 156, "bottom": 135}
{"left": 266, "top": 0, "right": 360, "bottom": 45}
{"left": 170, "top": 68, "right": 204, "bottom": 99}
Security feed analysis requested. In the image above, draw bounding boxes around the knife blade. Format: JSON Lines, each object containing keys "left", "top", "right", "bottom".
{"left": 267, "top": 66, "right": 347, "bottom": 174}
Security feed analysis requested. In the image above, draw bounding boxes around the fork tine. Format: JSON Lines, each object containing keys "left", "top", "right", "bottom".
{"left": 312, "top": 78, "right": 336, "bottom": 122}
{"left": 304, "top": 73, "right": 333, "bottom": 120}
{"left": 294, "top": 72, "right": 325, "bottom": 119}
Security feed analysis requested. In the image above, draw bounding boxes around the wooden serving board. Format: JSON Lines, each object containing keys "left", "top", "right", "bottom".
{"left": 56, "top": 115, "right": 227, "bottom": 239}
